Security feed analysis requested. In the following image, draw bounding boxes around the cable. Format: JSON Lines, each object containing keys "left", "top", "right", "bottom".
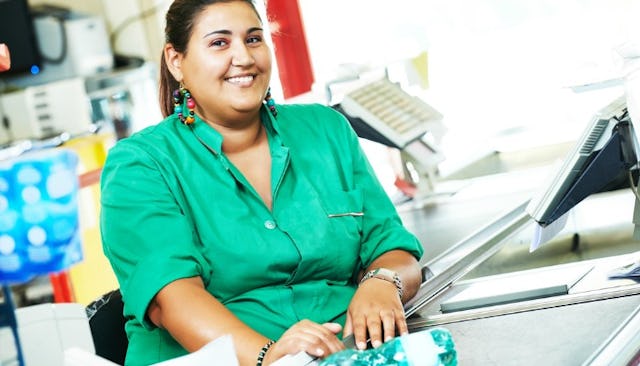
{"left": 109, "top": 2, "right": 167, "bottom": 52}
{"left": 629, "top": 170, "right": 640, "bottom": 203}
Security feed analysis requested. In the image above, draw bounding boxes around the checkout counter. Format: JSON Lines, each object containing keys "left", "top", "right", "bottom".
{"left": 398, "top": 164, "right": 640, "bottom": 365}
{"left": 331, "top": 73, "right": 640, "bottom": 365}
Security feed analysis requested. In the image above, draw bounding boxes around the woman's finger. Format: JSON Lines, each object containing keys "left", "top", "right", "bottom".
{"left": 275, "top": 320, "right": 345, "bottom": 359}
{"left": 342, "top": 313, "right": 353, "bottom": 338}
{"left": 380, "top": 308, "right": 396, "bottom": 343}
{"left": 365, "top": 314, "right": 383, "bottom": 349}
{"left": 395, "top": 308, "right": 409, "bottom": 337}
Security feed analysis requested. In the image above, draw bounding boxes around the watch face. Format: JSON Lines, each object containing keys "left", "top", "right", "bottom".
{"left": 374, "top": 268, "right": 397, "bottom": 279}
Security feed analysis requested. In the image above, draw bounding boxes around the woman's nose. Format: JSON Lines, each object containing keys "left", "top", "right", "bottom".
{"left": 231, "top": 43, "right": 254, "bottom": 67}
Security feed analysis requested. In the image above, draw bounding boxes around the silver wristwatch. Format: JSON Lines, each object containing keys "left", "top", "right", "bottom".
{"left": 360, "top": 267, "right": 404, "bottom": 300}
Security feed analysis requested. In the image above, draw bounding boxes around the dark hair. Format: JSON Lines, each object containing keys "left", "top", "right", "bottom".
{"left": 159, "top": 0, "right": 261, "bottom": 117}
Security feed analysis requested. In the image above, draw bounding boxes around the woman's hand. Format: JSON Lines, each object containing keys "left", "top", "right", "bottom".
{"left": 343, "top": 278, "right": 407, "bottom": 350}
{"left": 263, "top": 320, "right": 345, "bottom": 365}
{"left": 342, "top": 250, "right": 422, "bottom": 350}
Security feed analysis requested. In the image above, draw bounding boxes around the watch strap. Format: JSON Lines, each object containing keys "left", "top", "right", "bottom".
{"left": 359, "top": 268, "right": 404, "bottom": 300}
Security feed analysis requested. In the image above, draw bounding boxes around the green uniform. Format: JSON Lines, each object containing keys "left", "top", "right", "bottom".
{"left": 100, "top": 103, "right": 424, "bottom": 365}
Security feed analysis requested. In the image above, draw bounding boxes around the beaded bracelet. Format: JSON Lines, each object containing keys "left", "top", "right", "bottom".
{"left": 256, "top": 339, "right": 275, "bottom": 366}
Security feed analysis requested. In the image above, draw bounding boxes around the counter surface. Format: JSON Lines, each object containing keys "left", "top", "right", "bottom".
{"left": 397, "top": 167, "right": 640, "bottom": 366}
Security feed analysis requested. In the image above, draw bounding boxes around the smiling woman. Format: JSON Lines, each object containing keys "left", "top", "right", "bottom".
{"left": 99, "top": 1, "right": 424, "bottom": 365}
{"left": 162, "top": 1, "right": 272, "bottom": 127}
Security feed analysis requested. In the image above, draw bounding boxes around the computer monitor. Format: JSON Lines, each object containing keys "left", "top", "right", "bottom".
{"left": 526, "top": 95, "right": 638, "bottom": 227}
{"left": 0, "top": 0, "right": 41, "bottom": 77}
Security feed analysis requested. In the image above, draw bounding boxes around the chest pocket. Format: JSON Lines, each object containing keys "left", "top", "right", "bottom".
{"left": 274, "top": 185, "right": 364, "bottom": 282}
{"left": 278, "top": 187, "right": 363, "bottom": 244}
{"left": 322, "top": 188, "right": 364, "bottom": 239}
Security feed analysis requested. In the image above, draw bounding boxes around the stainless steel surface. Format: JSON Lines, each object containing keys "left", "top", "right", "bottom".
{"left": 583, "top": 302, "right": 640, "bottom": 366}
{"left": 395, "top": 150, "right": 640, "bottom": 365}
{"left": 411, "top": 282, "right": 640, "bottom": 329}
{"left": 403, "top": 200, "right": 531, "bottom": 317}
{"left": 464, "top": 189, "right": 639, "bottom": 279}
{"left": 413, "top": 294, "right": 640, "bottom": 366}
{"left": 440, "top": 141, "right": 573, "bottom": 181}
{"left": 85, "top": 57, "right": 161, "bottom": 138}
{"left": 398, "top": 165, "right": 550, "bottom": 265}
{"left": 408, "top": 253, "right": 640, "bottom": 327}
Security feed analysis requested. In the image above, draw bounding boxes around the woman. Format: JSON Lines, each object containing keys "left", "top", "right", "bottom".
{"left": 99, "top": 0, "right": 424, "bottom": 365}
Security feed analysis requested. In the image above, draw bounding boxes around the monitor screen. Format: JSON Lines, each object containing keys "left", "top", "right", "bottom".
{"left": 0, "top": 0, "right": 41, "bottom": 77}
{"left": 526, "top": 95, "right": 637, "bottom": 227}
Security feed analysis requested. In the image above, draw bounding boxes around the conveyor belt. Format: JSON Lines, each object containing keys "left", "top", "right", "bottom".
{"left": 397, "top": 178, "right": 640, "bottom": 365}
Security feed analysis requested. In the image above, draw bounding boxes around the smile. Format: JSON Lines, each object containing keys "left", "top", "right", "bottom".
{"left": 225, "top": 75, "right": 255, "bottom": 85}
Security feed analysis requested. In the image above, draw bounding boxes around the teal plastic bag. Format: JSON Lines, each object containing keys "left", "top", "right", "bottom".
{"left": 319, "top": 328, "right": 457, "bottom": 366}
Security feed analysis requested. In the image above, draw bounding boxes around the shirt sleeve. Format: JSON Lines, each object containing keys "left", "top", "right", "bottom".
{"left": 100, "top": 141, "right": 212, "bottom": 329}
{"left": 333, "top": 108, "right": 425, "bottom": 270}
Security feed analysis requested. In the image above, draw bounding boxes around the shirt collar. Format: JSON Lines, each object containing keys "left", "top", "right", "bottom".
{"left": 184, "top": 105, "right": 281, "bottom": 156}
{"left": 260, "top": 104, "right": 282, "bottom": 137}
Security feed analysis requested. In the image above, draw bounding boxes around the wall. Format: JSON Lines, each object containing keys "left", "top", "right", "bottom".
{"left": 299, "top": 0, "right": 640, "bottom": 178}
{"left": 28, "top": 0, "right": 103, "bottom": 16}
{"left": 28, "top": 0, "right": 640, "bottom": 142}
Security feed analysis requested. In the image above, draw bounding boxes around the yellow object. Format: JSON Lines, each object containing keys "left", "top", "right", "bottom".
{"left": 408, "top": 51, "right": 429, "bottom": 89}
{"left": 63, "top": 133, "right": 118, "bottom": 305}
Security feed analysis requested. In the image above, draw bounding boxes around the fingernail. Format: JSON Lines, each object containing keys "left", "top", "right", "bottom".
{"left": 384, "top": 335, "right": 393, "bottom": 342}
{"left": 316, "top": 348, "right": 324, "bottom": 356}
{"left": 372, "top": 340, "right": 382, "bottom": 348}
{"left": 357, "top": 341, "right": 366, "bottom": 350}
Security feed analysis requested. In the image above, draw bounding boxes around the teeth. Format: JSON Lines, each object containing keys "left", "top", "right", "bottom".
{"left": 227, "top": 76, "right": 254, "bottom": 84}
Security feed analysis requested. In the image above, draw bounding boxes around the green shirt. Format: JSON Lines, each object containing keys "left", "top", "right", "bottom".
{"left": 100, "top": 103, "right": 423, "bottom": 365}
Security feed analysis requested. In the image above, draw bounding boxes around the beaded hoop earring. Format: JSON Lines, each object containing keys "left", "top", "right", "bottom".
{"left": 173, "top": 85, "right": 196, "bottom": 125}
{"left": 264, "top": 87, "right": 277, "bottom": 118}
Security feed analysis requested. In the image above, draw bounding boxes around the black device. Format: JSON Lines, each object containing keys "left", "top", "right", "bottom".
{"left": 526, "top": 95, "right": 638, "bottom": 227}
{"left": 0, "top": 0, "right": 41, "bottom": 77}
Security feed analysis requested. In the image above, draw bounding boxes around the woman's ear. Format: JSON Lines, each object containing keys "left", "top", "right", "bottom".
{"left": 164, "top": 44, "right": 183, "bottom": 82}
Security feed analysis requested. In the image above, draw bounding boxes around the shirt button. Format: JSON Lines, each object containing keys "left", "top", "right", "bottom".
{"left": 264, "top": 220, "right": 277, "bottom": 230}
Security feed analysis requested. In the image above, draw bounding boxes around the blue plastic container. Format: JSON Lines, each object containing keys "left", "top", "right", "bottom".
{"left": 0, "top": 148, "right": 82, "bottom": 284}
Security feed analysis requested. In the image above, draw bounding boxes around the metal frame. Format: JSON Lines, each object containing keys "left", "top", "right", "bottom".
{"left": 403, "top": 199, "right": 531, "bottom": 318}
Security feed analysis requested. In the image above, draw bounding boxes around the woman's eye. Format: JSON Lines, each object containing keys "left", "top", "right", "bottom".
{"left": 209, "top": 39, "right": 228, "bottom": 47}
{"left": 247, "top": 35, "right": 262, "bottom": 44}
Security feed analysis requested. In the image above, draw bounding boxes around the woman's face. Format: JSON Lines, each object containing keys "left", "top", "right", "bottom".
{"left": 173, "top": 1, "right": 272, "bottom": 124}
